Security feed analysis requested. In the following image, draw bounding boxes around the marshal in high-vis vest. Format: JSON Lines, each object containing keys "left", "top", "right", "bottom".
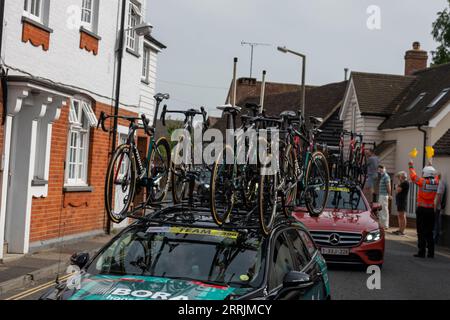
{"left": 409, "top": 161, "right": 439, "bottom": 259}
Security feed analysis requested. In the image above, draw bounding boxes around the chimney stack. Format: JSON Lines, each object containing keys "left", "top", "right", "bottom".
{"left": 404, "top": 41, "right": 428, "bottom": 76}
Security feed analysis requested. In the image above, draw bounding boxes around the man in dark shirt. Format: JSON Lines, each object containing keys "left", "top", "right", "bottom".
{"left": 394, "top": 171, "right": 409, "bottom": 236}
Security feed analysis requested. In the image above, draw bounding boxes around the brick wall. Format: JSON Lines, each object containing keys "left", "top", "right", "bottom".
{"left": 29, "top": 102, "right": 146, "bottom": 243}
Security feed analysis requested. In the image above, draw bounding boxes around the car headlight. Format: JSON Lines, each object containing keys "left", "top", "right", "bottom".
{"left": 364, "top": 229, "right": 382, "bottom": 243}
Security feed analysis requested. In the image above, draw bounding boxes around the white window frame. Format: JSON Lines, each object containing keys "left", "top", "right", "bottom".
{"left": 126, "top": 1, "right": 142, "bottom": 52}
{"left": 23, "top": 0, "right": 44, "bottom": 23}
{"left": 81, "top": 0, "right": 94, "bottom": 31}
{"left": 65, "top": 98, "right": 97, "bottom": 187}
{"left": 142, "top": 45, "right": 151, "bottom": 82}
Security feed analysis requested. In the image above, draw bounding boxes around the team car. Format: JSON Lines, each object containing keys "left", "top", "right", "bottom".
{"left": 40, "top": 211, "right": 331, "bottom": 300}
{"left": 293, "top": 184, "right": 385, "bottom": 266}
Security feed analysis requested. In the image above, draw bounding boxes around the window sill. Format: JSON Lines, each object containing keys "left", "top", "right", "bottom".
{"left": 21, "top": 16, "right": 53, "bottom": 33}
{"left": 63, "top": 186, "right": 94, "bottom": 193}
{"left": 126, "top": 48, "right": 141, "bottom": 58}
{"left": 141, "top": 78, "right": 150, "bottom": 85}
{"left": 80, "top": 26, "right": 102, "bottom": 40}
{"left": 32, "top": 179, "right": 49, "bottom": 187}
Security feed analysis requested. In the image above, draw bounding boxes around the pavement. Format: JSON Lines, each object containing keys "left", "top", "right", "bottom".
{"left": 0, "top": 233, "right": 115, "bottom": 298}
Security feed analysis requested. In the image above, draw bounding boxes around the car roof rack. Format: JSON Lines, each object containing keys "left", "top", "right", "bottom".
{"left": 122, "top": 200, "right": 300, "bottom": 237}
{"left": 125, "top": 201, "right": 263, "bottom": 231}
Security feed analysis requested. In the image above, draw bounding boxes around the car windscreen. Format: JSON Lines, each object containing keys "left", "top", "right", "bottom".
{"left": 86, "top": 225, "right": 265, "bottom": 289}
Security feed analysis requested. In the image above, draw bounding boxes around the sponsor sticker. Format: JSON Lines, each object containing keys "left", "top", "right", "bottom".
{"left": 146, "top": 226, "right": 239, "bottom": 239}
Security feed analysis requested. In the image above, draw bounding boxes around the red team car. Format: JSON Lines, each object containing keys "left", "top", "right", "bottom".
{"left": 293, "top": 184, "right": 385, "bottom": 267}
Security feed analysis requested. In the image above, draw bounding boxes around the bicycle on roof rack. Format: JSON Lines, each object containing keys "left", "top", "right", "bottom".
{"left": 328, "top": 130, "right": 369, "bottom": 188}
{"left": 209, "top": 102, "right": 262, "bottom": 228}
{"left": 160, "top": 104, "right": 210, "bottom": 206}
{"left": 98, "top": 93, "right": 171, "bottom": 224}
{"left": 210, "top": 105, "right": 330, "bottom": 236}
{"left": 282, "top": 113, "right": 330, "bottom": 217}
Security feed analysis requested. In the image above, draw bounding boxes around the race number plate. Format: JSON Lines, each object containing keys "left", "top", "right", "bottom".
{"left": 321, "top": 247, "right": 350, "bottom": 256}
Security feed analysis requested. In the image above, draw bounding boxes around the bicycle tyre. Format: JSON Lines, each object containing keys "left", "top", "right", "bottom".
{"left": 258, "top": 167, "right": 278, "bottom": 236}
{"left": 305, "top": 151, "right": 330, "bottom": 217}
{"left": 171, "top": 140, "right": 188, "bottom": 204}
{"left": 210, "top": 146, "right": 235, "bottom": 226}
{"left": 147, "top": 137, "right": 171, "bottom": 204}
{"left": 105, "top": 144, "right": 137, "bottom": 223}
{"left": 282, "top": 144, "right": 298, "bottom": 218}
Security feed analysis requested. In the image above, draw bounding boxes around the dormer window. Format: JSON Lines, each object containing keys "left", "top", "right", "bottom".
{"left": 427, "top": 88, "right": 450, "bottom": 110}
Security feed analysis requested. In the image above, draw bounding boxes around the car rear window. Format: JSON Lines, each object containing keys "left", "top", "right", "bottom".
{"left": 326, "top": 187, "right": 368, "bottom": 211}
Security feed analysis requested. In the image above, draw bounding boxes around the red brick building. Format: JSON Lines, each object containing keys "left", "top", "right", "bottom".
{"left": 0, "top": 0, "right": 165, "bottom": 260}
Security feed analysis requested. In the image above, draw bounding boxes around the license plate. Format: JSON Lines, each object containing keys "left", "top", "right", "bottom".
{"left": 321, "top": 247, "right": 350, "bottom": 256}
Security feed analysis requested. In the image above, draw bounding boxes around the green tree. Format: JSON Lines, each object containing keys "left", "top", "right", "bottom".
{"left": 432, "top": 0, "right": 450, "bottom": 65}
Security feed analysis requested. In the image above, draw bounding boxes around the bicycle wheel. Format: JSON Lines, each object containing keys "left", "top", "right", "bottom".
{"left": 105, "top": 144, "right": 137, "bottom": 223}
{"left": 171, "top": 140, "right": 188, "bottom": 204}
{"left": 147, "top": 137, "right": 171, "bottom": 204}
{"left": 281, "top": 144, "right": 298, "bottom": 218}
{"left": 210, "top": 146, "right": 235, "bottom": 226}
{"left": 258, "top": 167, "right": 278, "bottom": 236}
{"left": 357, "top": 154, "right": 368, "bottom": 188}
{"left": 305, "top": 151, "right": 330, "bottom": 217}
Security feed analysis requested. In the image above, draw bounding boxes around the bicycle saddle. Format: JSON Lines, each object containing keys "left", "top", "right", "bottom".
{"left": 309, "top": 116, "right": 323, "bottom": 125}
{"left": 217, "top": 104, "right": 242, "bottom": 114}
{"left": 280, "top": 111, "right": 297, "bottom": 118}
{"left": 154, "top": 93, "right": 170, "bottom": 101}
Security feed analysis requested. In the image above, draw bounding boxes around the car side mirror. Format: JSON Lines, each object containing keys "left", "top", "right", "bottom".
{"left": 283, "top": 271, "right": 314, "bottom": 289}
{"left": 70, "top": 252, "right": 90, "bottom": 269}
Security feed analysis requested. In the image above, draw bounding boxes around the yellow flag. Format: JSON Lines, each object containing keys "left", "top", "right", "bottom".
{"left": 409, "top": 148, "right": 418, "bottom": 159}
{"left": 426, "top": 146, "right": 435, "bottom": 160}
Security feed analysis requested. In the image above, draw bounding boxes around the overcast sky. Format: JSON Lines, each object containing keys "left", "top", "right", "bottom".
{"left": 147, "top": 0, "right": 448, "bottom": 117}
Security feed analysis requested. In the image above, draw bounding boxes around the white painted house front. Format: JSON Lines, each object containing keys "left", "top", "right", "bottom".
{"left": 0, "top": 0, "right": 166, "bottom": 260}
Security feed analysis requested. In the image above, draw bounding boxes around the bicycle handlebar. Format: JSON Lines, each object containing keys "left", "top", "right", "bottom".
{"left": 161, "top": 105, "right": 208, "bottom": 128}
{"left": 97, "top": 111, "right": 153, "bottom": 135}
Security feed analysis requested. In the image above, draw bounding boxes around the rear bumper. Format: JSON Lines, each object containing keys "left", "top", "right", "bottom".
{"left": 320, "top": 239, "right": 385, "bottom": 266}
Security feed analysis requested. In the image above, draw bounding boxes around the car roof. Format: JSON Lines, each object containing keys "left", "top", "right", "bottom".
{"left": 125, "top": 205, "right": 307, "bottom": 240}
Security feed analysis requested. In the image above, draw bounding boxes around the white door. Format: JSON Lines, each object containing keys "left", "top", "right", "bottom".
{"left": 113, "top": 128, "right": 130, "bottom": 229}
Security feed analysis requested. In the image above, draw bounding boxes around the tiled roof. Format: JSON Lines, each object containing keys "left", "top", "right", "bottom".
{"left": 434, "top": 129, "right": 450, "bottom": 156}
{"left": 240, "top": 81, "right": 348, "bottom": 119}
{"left": 351, "top": 72, "right": 415, "bottom": 116}
{"left": 226, "top": 77, "right": 313, "bottom": 106}
{"left": 379, "top": 63, "right": 450, "bottom": 130}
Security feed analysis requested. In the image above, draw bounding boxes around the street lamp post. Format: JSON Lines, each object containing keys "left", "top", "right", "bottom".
{"left": 108, "top": 0, "right": 153, "bottom": 234}
{"left": 277, "top": 46, "right": 306, "bottom": 117}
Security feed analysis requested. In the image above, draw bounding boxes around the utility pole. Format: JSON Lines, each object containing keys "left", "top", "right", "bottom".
{"left": 241, "top": 41, "right": 271, "bottom": 78}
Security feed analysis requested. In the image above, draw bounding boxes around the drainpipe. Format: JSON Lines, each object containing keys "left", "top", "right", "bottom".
{"left": 106, "top": 0, "right": 127, "bottom": 235}
{"left": 418, "top": 125, "right": 427, "bottom": 168}
{"left": 0, "top": 0, "right": 6, "bottom": 126}
{"left": 0, "top": 0, "right": 4, "bottom": 61}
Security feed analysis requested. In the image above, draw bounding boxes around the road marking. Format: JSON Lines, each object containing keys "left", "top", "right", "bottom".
{"left": 6, "top": 274, "right": 72, "bottom": 301}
